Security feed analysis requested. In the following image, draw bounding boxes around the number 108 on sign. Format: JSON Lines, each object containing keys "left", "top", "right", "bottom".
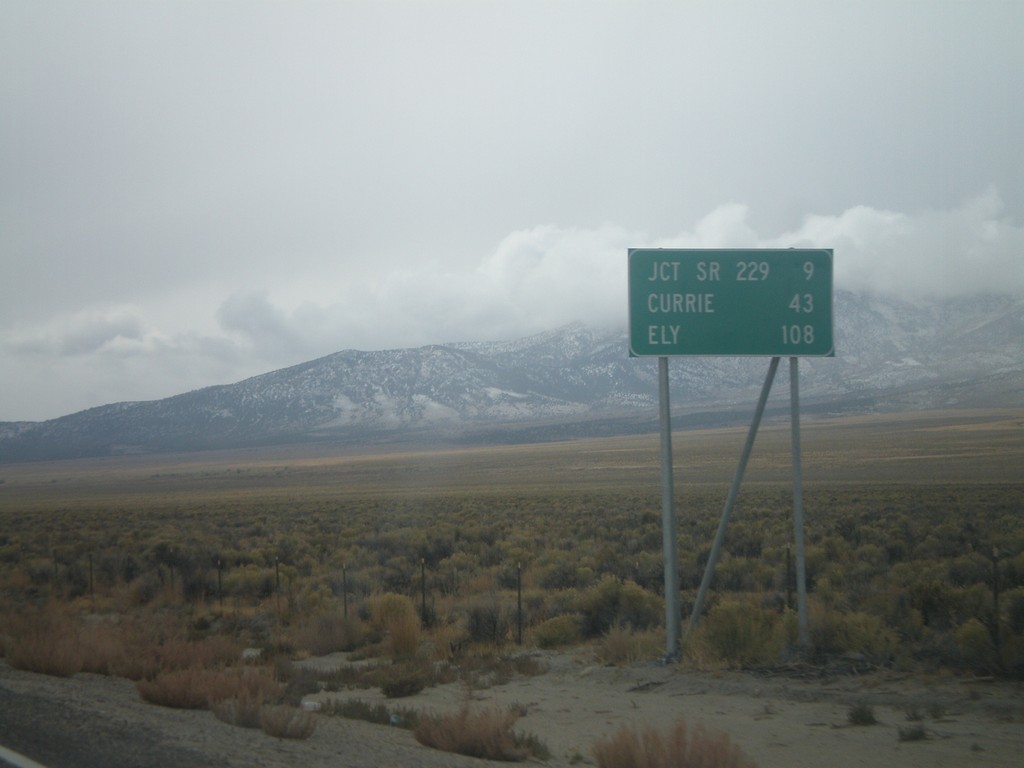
{"left": 628, "top": 249, "right": 834, "bottom": 357}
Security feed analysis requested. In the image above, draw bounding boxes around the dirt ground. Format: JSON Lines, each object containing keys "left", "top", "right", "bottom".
{"left": 2, "top": 651, "right": 1022, "bottom": 768}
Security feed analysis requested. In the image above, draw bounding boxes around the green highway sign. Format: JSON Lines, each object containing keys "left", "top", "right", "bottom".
{"left": 628, "top": 248, "right": 834, "bottom": 356}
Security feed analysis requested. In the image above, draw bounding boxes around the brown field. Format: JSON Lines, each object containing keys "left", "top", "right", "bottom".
{"left": 1, "top": 407, "right": 1023, "bottom": 767}
{"left": 2, "top": 406, "right": 1022, "bottom": 504}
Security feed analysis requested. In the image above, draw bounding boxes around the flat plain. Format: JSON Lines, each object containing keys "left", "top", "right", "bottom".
{"left": 2, "top": 407, "right": 1022, "bottom": 505}
{"left": 1, "top": 407, "right": 1023, "bottom": 767}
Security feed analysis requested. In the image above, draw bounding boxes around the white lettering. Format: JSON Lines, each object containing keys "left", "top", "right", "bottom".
{"left": 647, "top": 261, "right": 681, "bottom": 281}
{"left": 696, "top": 261, "right": 720, "bottom": 281}
{"left": 646, "top": 293, "right": 715, "bottom": 313}
{"left": 736, "top": 261, "right": 770, "bottom": 281}
{"left": 647, "top": 325, "right": 681, "bottom": 345}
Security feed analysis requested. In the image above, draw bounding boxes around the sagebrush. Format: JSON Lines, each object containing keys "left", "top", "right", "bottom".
{"left": 592, "top": 719, "right": 757, "bottom": 768}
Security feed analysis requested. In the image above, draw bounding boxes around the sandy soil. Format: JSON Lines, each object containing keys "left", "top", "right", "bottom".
{"left": 2, "top": 652, "right": 1022, "bottom": 768}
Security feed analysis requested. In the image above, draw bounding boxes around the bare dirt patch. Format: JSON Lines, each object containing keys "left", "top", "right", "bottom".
{"left": 5, "top": 650, "right": 1019, "bottom": 768}
{"left": 299, "top": 649, "right": 1024, "bottom": 767}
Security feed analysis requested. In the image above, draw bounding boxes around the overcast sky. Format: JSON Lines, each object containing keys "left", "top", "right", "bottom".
{"left": 2, "top": 0, "right": 1022, "bottom": 421}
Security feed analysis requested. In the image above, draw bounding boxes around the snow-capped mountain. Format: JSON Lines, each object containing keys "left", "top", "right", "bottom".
{"left": 1, "top": 290, "right": 1021, "bottom": 462}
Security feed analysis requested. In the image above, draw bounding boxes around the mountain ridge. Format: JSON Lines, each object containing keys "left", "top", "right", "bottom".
{"left": 2, "top": 290, "right": 1022, "bottom": 462}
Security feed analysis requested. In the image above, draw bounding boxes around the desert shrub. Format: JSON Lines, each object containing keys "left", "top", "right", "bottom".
{"left": 58, "top": 560, "right": 91, "bottom": 599}
{"left": 4, "top": 608, "right": 84, "bottom": 677}
{"left": 898, "top": 724, "right": 928, "bottom": 742}
{"left": 879, "top": 587, "right": 927, "bottom": 642}
{"left": 596, "top": 624, "right": 636, "bottom": 666}
{"left": 20, "top": 556, "right": 54, "bottom": 588}
{"left": 133, "top": 635, "right": 242, "bottom": 675}
{"left": 137, "top": 665, "right": 280, "bottom": 710}
{"left": 278, "top": 662, "right": 356, "bottom": 703}
{"left": 369, "top": 592, "right": 415, "bottom": 629}
{"left": 293, "top": 613, "right": 366, "bottom": 656}
{"left": 1002, "top": 635, "right": 1024, "bottom": 677}
{"left": 211, "top": 689, "right": 265, "bottom": 728}
{"left": 260, "top": 705, "right": 317, "bottom": 739}
{"left": 1006, "top": 588, "right": 1024, "bottom": 634}
{"left": 223, "top": 565, "right": 276, "bottom": 601}
{"left": 908, "top": 579, "right": 959, "bottom": 630}
{"left": 7, "top": 628, "right": 83, "bottom": 676}
{"left": 76, "top": 620, "right": 129, "bottom": 675}
{"left": 715, "top": 556, "right": 776, "bottom": 592}
{"left": 507, "top": 653, "right": 547, "bottom": 677}
{"left": 578, "top": 576, "right": 624, "bottom": 637}
{"left": 810, "top": 608, "right": 897, "bottom": 658}
{"left": 948, "top": 553, "right": 991, "bottom": 587}
{"left": 595, "top": 625, "right": 663, "bottom": 666}
{"left": 957, "top": 583, "right": 996, "bottom": 627}
{"left": 414, "top": 706, "right": 549, "bottom": 761}
{"left": 452, "top": 652, "right": 548, "bottom": 694}
{"left": 847, "top": 703, "right": 877, "bottom": 726}
{"left": 617, "top": 580, "right": 662, "bottom": 627}
{"left": 128, "top": 572, "right": 164, "bottom": 606}
{"left": 692, "top": 600, "right": 782, "bottom": 666}
{"left": 577, "top": 577, "right": 662, "bottom": 638}
{"left": 592, "top": 719, "right": 757, "bottom": 768}
{"left": 465, "top": 598, "right": 511, "bottom": 645}
{"left": 954, "top": 618, "right": 998, "bottom": 673}
{"left": 531, "top": 614, "right": 582, "bottom": 649}
{"left": 537, "top": 558, "right": 589, "bottom": 590}
{"left": 388, "top": 610, "right": 421, "bottom": 658}
{"left": 368, "top": 593, "right": 420, "bottom": 658}
{"left": 137, "top": 667, "right": 227, "bottom": 709}
{"left": 380, "top": 664, "right": 427, "bottom": 698}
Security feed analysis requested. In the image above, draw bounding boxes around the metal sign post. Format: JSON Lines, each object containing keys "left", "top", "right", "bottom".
{"left": 789, "top": 356, "right": 810, "bottom": 650}
{"left": 688, "top": 356, "right": 780, "bottom": 634}
{"left": 628, "top": 248, "right": 833, "bottom": 659}
{"left": 658, "top": 356, "right": 681, "bottom": 661}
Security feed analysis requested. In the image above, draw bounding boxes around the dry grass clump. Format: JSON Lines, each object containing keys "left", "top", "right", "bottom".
{"left": 897, "top": 723, "right": 928, "bottom": 742}
{"left": 4, "top": 607, "right": 85, "bottom": 677}
{"left": 137, "top": 664, "right": 281, "bottom": 710}
{"left": 687, "top": 600, "right": 785, "bottom": 667}
{"left": 1, "top": 605, "right": 243, "bottom": 681}
{"left": 368, "top": 593, "right": 421, "bottom": 658}
{"left": 136, "top": 658, "right": 312, "bottom": 739}
{"left": 847, "top": 702, "right": 878, "bottom": 726}
{"left": 414, "top": 705, "right": 549, "bottom": 762}
{"left": 596, "top": 625, "right": 663, "bottom": 666}
{"left": 7, "top": 613, "right": 134, "bottom": 678}
{"left": 260, "top": 704, "right": 317, "bottom": 739}
{"left": 592, "top": 719, "right": 757, "bottom": 768}
{"left": 380, "top": 662, "right": 428, "bottom": 698}
{"left": 137, "top": 667, "right": 226, "bottom": 709}
{"left": 112, "top": 633, "right": 243, "bottom": 681}
{"left": 531, "top": 614, "right": 582, "bottom": 649}
{"left": 211, "top": 689, "right": 266, "bottom": 729}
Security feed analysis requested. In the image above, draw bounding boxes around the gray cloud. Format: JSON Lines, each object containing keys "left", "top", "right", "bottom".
{"left": 217, "top": 291, "right": 303, "bottom": 354}
{"left": 2, "top": 1, "right": 1021, "bottom": 420}
{"left": 772, "top": 188, "right": 1024, "bottom": 297}
{"left": 2, "top": 191, "right": 1021, "bottom": 421}
{"left": 5, "top": 306, "right": 147, "bottom": 355}
{"left": 201, "top": 190, "right": 1024, "bottom": 361}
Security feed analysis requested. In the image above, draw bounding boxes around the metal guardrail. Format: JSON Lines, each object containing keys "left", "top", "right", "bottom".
{"left": 0, "top": 745, "right": 48, "bottom": 768}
